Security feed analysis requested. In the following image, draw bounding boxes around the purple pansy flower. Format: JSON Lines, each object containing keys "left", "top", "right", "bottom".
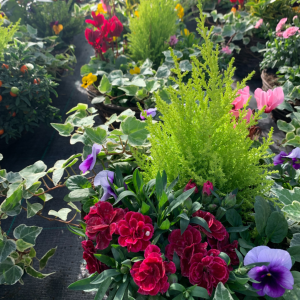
{"left": 140, "top": 108, "right": 157, "bottom": 120}
{"left": 94, "top": 170, "right": 117, "bottom": 202}
{"left": 169, "top": 35, "right": 178, "bottom": 46}
{"left": 244, "top": 246, "right": 294, "bottom": 298}
{"left": 273, "top": 151, "right": 287, "bottom": 166}
{"left": 284, "top": 147, "right": 300, "bottom": 169}
{"left": 79, "top": 144, "right": 102, "bottom": 173}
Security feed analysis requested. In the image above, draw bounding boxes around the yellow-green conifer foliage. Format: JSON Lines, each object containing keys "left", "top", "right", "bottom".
{"left": 0, "top": 20, "right": 20, "bottom": 57}
{"left": 135, "top": 6, "right": 275, "bottom": 209}
{"left": 127, "top": 0, "right": 178, "bottom": 66}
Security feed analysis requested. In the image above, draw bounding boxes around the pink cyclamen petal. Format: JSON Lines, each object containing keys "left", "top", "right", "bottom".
{"left": 283, "top": 26, "right": 299, "bottom": 38}
{"left": 255, "top": 19, "right": 263, "bottom": 29}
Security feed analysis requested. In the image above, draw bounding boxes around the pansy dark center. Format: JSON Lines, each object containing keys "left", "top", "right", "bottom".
{"left": 267, "top": 273, "right": 272, "bottom": 276}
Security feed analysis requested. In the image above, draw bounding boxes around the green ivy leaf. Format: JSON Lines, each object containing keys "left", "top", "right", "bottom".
{"left": 25, "top": 266, "right": 55, "bottom": 279}
{"left": 277, "top": 120, "right": 295, "bottom": 132}
{"left": 39, "top": 247, "right": 57, "bottom": 270}
{"left": 51, "top": 123, "right": 74, "bottom": 137}
{"left": 26, "top": 200, "right": 43, "bottom": 218}
{"left": 48, "top": 208, "right": 72, "bottom": 221}
{"left": 13, "top": 224, "right": 42, "bottom": 245}
{"left": 0, "top": 238, "right": 16, "bottom": 263}
{"left": 16, "top": 239, "right": 34, "bottom": 252}
{"left": 282, "top": 201, "right": 300, "bottom": 222}
{"left": 0, "top": 257, "right": 23, "bottom": 285}
{"left": 121, "top": 116, "right": 148, "bottom": 146}
{"left": 84, "top": 127, "right": 107, "bottom": 145}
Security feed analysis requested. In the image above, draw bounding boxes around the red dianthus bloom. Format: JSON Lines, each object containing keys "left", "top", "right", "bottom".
{"left": 82, "top": 240, "right": 107, "bottom": 274}
{"left": 117, "top": 212, "right": 154, "bottom": 252}
{"left": 184, "top": 180, "right": 199, "bottom": 193}
{"left": 165, "top": 225, "right": 206, "bottom": 261}
{"left": 84, "top": 201, "right": 125, "bottom": 250}
{"left": 192, "top": 210, "right": 227, "bottom": 241}
{"left": 208, "top": 232, "right": 239, "bottom": 267}
{"left": 130, "top": 245, "right": 176, "bottom": 296}
{"left": 189, "top": 249, "right": 230, "bottom": 296}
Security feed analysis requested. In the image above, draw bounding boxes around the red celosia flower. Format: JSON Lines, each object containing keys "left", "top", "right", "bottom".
{"left": 108, "top": 16, "right": 123, "bottom": 37}
{"left": 130, "top": 245, "right": 176, "bottom": 296}
{"left": 86, "top": 12, "right": 105, "bottom": 28}
{"left": 192, "top": 210, "right": 227, "bottom": 241}
{"left": 165, "top": 225, "right": 205, "bottom": 261}
{"left": 117, "top": 212, "right": 154, "bottom": 252}
{"left": 189, "top": 249, "right": 230, "bottom": 296}
{"left": 208, "top": 232, "right": 239, "bottom": 267}
{"left": 84, "top": 201, "right": 125, "bottom": 250}
{"left": 202, "top": 181, "right": 213, "bottom": 195}
{"left": 82, "top": 240, "right": 108, "bottom": 274}
{"left": 184, "top": 179, "right": 199, "bottom": 193}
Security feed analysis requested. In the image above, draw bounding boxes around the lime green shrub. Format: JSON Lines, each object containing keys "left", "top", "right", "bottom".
{"left": 127, "top": 0, "right": 178, "bottom": 67}
{"left": 135, "top": 7, "right": 275, "bottom": 209}
{"left": 0, "top": 19, "right": 19, "bottom": 55}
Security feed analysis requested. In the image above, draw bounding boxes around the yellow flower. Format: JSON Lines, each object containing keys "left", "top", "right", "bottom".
{"left": 175, "top": 3, "right": 184, "bottom": 20}
{"left": 135, "top": 11, "right": 139, "bottom": 18}
{"left": 293, "top": 6, "right": 300, "bottom": 13}
{"left": 96, "top": 3, "right": 107, "bottom": 15}
{"left": 53, "top": 24, "right": 63, "bottom": 35}
{"left": 231, "top": 7, "right": 237, "bottom": 14}
{"left": 113, "top": 36, "right": 117, "bottom": 41}
{"left": 81, "top": 73, "right": 97, "bottom": 88}
{"left": 238, "top": 5, "right": 242, "bottom": 10}
{"left": 181, "top": 28, "right": 190, "bottom": 36}
{"left": 129, "top": 67, "right": 141, "bottom": 75}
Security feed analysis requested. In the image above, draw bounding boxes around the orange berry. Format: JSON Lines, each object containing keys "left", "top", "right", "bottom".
{"left": 5, "top": 105, "right": 9, "bottom": 109}
{"left": 33, "top": 78, "right": 41, "bottom": 84}
{"left": 12, "top": 112, "right": 16, "bottom": 117}
{"left": 2, "top": 64, "right": 8, "bottom": 69}
{"left": 20, "top": 65, "right": 28, "bottom": 74}
{"left": 0, "top": 81, "right": 2, "bottom": 87}
{"left": 0, "top": 129, "right": 4, "bottom": 135}
{"left": 0, "top": 95, "right": 2, "bottom": 102}
{"left": 10, "top": 91, "right": 17, "bottom": 97}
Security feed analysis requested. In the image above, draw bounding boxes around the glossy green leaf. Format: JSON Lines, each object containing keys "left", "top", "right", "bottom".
{"left": 26, "top": 266, "right": 54, "bottom": 279}
{"left": 85, "top": 127, "right": 107, "bottom": 145}
{"left": 282, "top": 201, "right": 300, "bottom": 222}
{"left": 99, "top": 74, "right": 112, "bottom": 93}
{"left": 254, "top": 196, "right": 271, "bottom": 236}
{"left": 0, "top": 238, "right": 16, "bottom": 263}
{"left": 26, "top": 200, "right": 43, "bottom": 218}
{"left": 51, "top": 123, "right": 74, "bottom": 136}
{"left": 13, "top": 224, "right": 42, "bottom": 245}
{"left": 16, "top": 239, "right": 34, "bottom": 252}
{"left": 0, "top": 257, "right": 23, "bottom": 285}
{"left": 48, "top": 208, "right": 72, "bottom": 221}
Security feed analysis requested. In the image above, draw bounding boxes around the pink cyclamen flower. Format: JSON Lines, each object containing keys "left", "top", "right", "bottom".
{"left": 283, "top": 26, "right": 299, "bottom": 38}
{"left": 169, "top": 35, "right": 178, "bottom": 46}
{"left": 221, "top": 46, "right": 232, "bottom": 55}
{"left": 254, "top": 87, "right": 284, "bottom": 113}
{"left": 276, "top": 18, "right": 287, "bottom": 32}
{"left": 255, "top": 19, "right": 263, "bottom": 29}
{"left": 276, "top": 32, "right": 283, "bottom": 37}
{"left": 293, "top": 16, "right": 298, "bottom": 21}
{"left": 232, "top": 86, "right": 250, "bottom": 110}
{"left": 244, "top": 108, "right": 253, "bottom": 123}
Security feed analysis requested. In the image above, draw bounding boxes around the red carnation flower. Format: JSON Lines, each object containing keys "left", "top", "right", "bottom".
{"left": 108, "top": 16, "right": 123, "bottom": 37}
{"left": 180, "top": 243, "right": 208, "bottom": 277}
{"left": 86, "top": 12, "right": 105, "bottom": 29}
{"left": 208, "top": 232, "right": 239, "bottom": 267}
{"left": 130, "top": 245, "right": 176, "bottom": 296}
{"left": 192, "top": 210, "right": 227, "bottom": 241}
{"left": 117, "top": 212, "right": 154, "bottom": 252}
{"left": 84, "top": 201, "right": 125, "bottom": 250}
{"left": 82, "top": 240, "right": 108, "bottom": 274}
{"left": 189, "top": 249, "right": 230, "bottom": 296}
{"left": 165, "top": 225, "right": 204, "bottom": 261}
{"left": 184, "top": 179, "right": 199, "bottom": 193}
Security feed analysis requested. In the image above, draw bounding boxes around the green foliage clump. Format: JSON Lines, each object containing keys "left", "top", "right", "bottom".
{"left": 135, "top": 7, "right": 275, "bottom": 209}
{"left": 0, "top": 19, "right": 20, "bottom": 56}
{"left": 127, "top": 0, "right": 178, "bottom": 67}
{"left": 25, "top": 0, "right": 85, "bottom": 43}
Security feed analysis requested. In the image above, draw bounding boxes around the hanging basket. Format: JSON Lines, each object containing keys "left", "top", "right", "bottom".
{"left": 233, "top": 37, "right": 266, "bottom": 80}
{"left": 261, "top": 69, "right": 291, "bottom": 122}
{"left": 86, "top": 85, "right": 141, "bottom": 124}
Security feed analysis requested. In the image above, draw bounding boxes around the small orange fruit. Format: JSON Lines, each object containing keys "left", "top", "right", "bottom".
{"left": 0, "top": 95, "right": 2, "bottom": 102}
{"left": 0, "top": 81, "right": 2, "bottom": 87}
{"left": 33, "top": 78, "right": 41, "bottom": 84}
{"left": 20, "top": 65, "right": 28, "bottom": 73}
{"left": 10, "top": 91, "right": 17, "bottom": 97}
{"left": 0, "top": 129, "right": 4, "bottom": 135}
{"left": 2, "top": 64, "right": 8, "bottom": 69}
{"left": 12, "top": 112, "right": 16, "bottom": 117}
{"left": 5, "top": 105, "right": 9, "bottom": 109}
